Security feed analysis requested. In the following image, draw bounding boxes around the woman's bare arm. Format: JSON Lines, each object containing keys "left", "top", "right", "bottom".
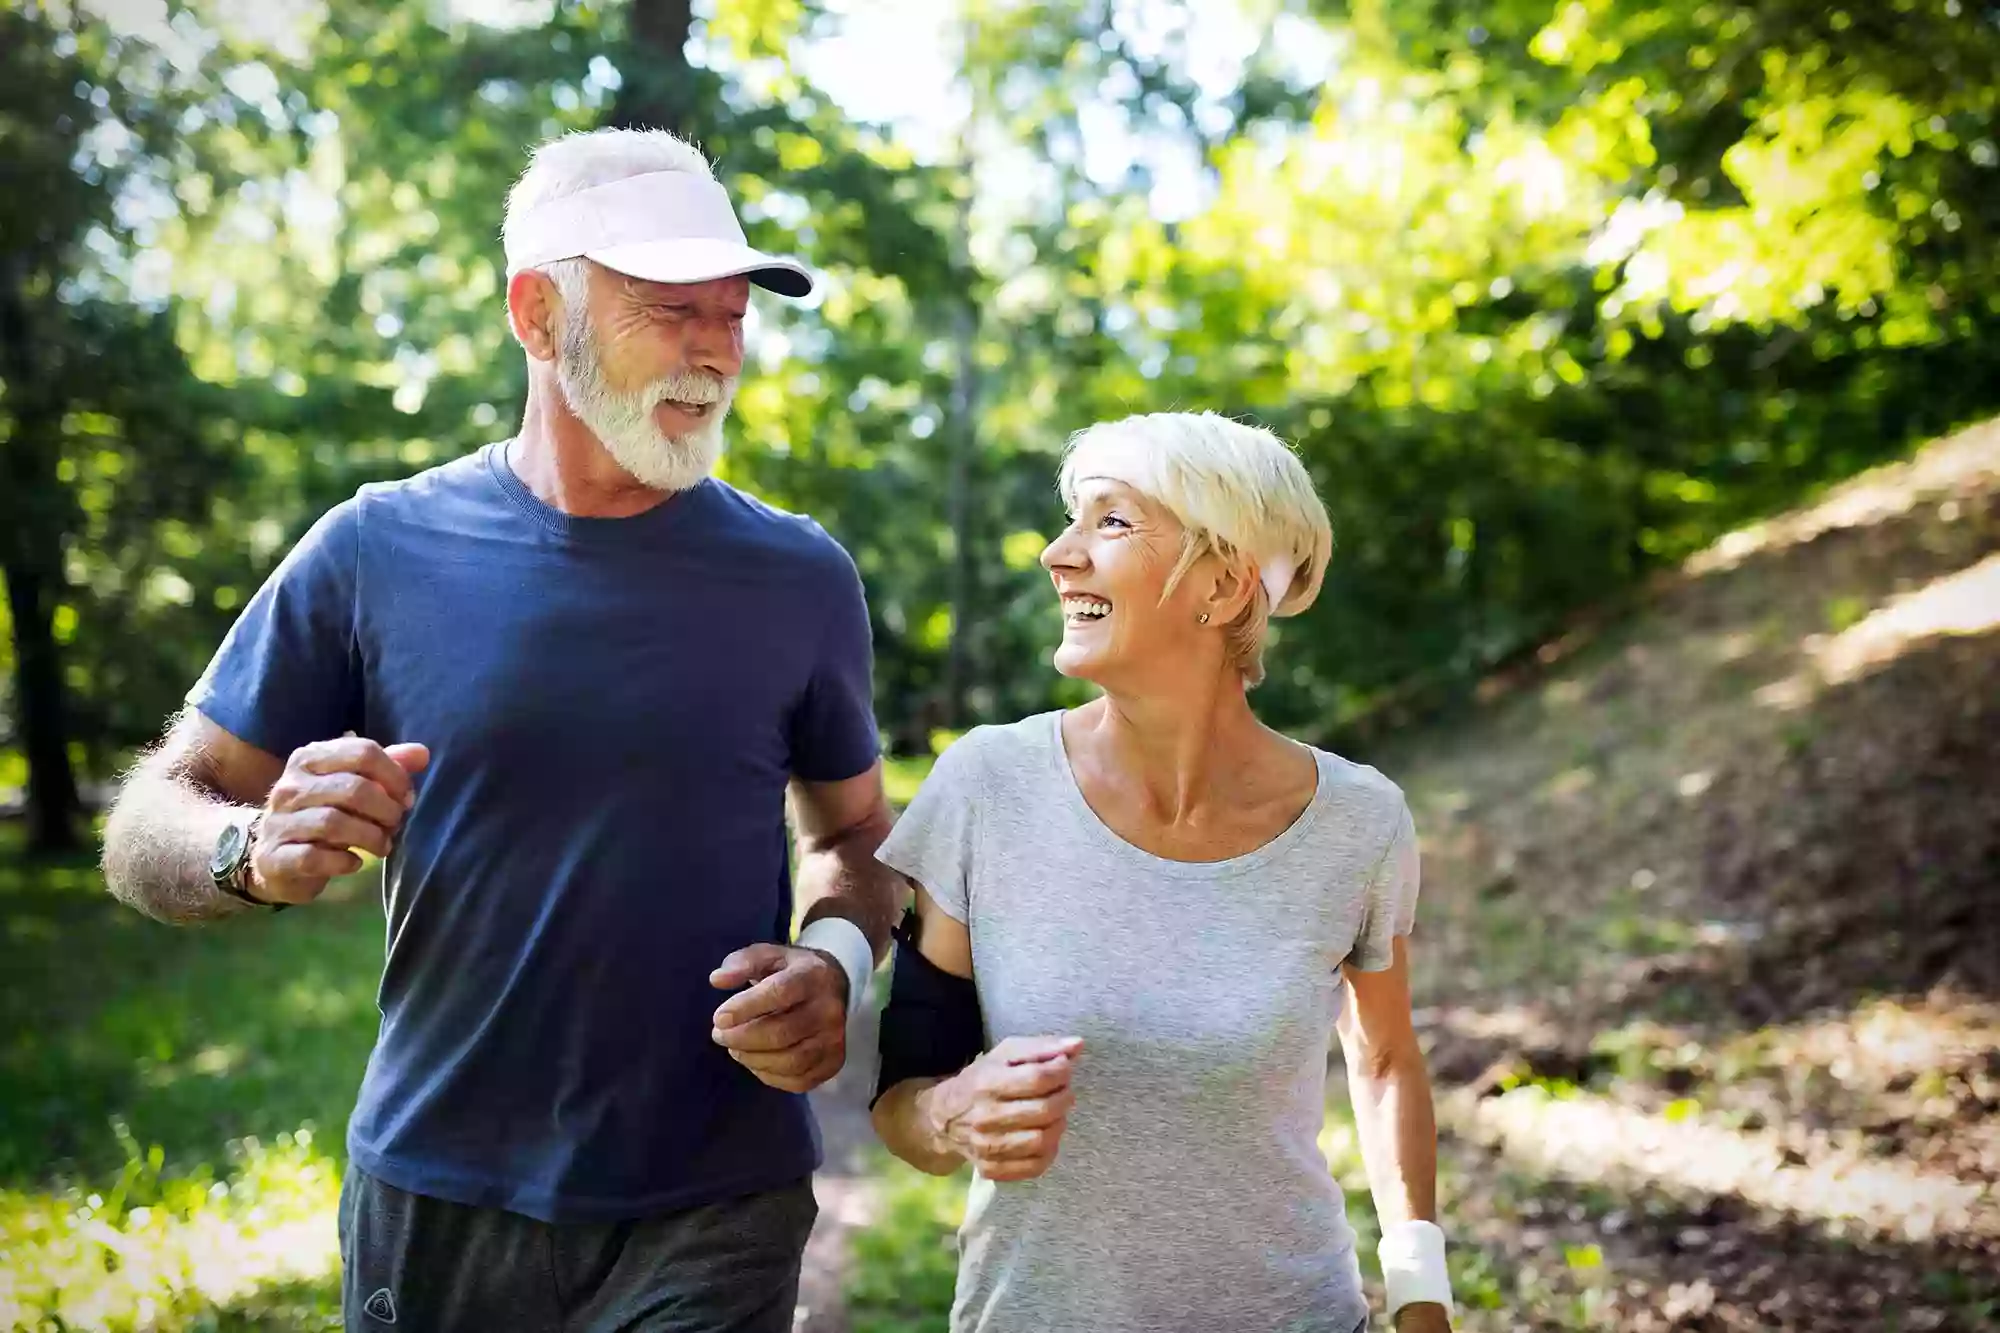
{"left": 870, "top": 882, "right": 978, "bottom": 1174}
{"left": 1340, "top": 936, "right": 1451, "bottom": 1330}
{"left": 1338, "top": 935, "right": 1439, "bottom": 1223}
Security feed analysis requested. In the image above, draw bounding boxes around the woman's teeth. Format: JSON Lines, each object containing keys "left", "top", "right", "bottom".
{"left": 1063, "top": 597, "right": 1112, "bottom": 620}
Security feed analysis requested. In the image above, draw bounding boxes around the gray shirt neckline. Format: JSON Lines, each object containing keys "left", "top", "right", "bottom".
{"left": 1044, "top": 710, "right": 1336, "bottom": 881}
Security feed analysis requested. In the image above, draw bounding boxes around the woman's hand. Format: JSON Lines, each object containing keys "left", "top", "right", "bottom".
{"left": 919, "top": 1035, "right": 1083, "bottom": 1181}
{"left": 1395, "top": 1302, "right": 1452, "bottom": 1332}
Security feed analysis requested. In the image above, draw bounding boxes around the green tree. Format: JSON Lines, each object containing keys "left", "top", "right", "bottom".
{"left": 947, "top": 0, "right": 2000, "bottom": 736}
{"left": 13, "top": 0, "right": 1997, "bottom": 809}
{"left": 0, "top": 6, "right": 252, "bottom": 852}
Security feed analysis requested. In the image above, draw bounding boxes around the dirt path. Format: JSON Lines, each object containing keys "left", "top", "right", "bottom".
{"left": 1371, "top": 421, "right": 2000, "bottom": 1329}
{"left": 796, "top": 998, "right": 884, "bottom": 1333}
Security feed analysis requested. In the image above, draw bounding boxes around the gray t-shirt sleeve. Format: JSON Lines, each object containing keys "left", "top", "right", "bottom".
{"left": 875, "top": 732, "right": 984, "bottom": 924}
{"left": 1347, "top": 798, "right": 1420, "bottom": 971}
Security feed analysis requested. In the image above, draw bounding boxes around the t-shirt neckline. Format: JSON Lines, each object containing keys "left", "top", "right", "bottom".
{"left": 487, "top": 439, "right": 713, "bottom": 543}
{"left": 1043, "top": 709, "right": 1330, "bottom": 880}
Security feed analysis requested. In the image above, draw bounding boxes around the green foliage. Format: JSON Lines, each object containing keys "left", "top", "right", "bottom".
{"left": 1073, "top": 0, "right": 2000, "bottom": 732}
{"left": 0, "top": 834, "right": 383, "bottom": 1184}
{"left": 0, "top": 6, "right": 262, "bottom": 848}
{"left": 0, "top": 824, "right": 375, "bottom": 1327}
{"left": 6, "top": 0, "right": 2000, "bottom": 828}
{"left": 843, "top": 1156, "right": 968, "bottom": 1333}
{"left": 881, "top": 752, "right": 936, "bottom": 809}
{"left": 1, "top": 1130, "right": 342, "bottom": 1331}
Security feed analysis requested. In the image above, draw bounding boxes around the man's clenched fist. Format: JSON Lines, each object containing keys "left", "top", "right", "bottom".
{"left": 251, "top": 737, "right": 430, "bottom": 905}
{"left": 710, "top": 943, "right": 850, "bottom": 1094}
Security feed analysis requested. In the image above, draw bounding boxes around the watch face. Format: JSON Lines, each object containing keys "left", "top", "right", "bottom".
{"left": 210, "top": 821, "right": 245, "bottom": 879}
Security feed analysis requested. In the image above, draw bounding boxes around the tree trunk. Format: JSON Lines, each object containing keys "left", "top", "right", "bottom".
{"left": 941, "top": 78, "right": 982, "bottom": 728}
{"left": 0, "top": 246, "right": 84, "bottom": 855}
{"left": 609, "top": 0, "right": 698, "bottom": 137}
{"left": 943, "top": 279, "right": 980, "bottom": 727}
{"left": 2, "top": 542, "right": 83, "bottom": 856}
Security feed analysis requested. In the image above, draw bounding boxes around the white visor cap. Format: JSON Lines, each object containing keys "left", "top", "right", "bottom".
{"left": 504, "top": 170, "right": 815, "bottom": 298}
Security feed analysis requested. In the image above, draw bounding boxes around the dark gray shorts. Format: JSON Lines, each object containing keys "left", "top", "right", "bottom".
{"left": 337, "top": 1165, "right": 818, "bottom": 1333}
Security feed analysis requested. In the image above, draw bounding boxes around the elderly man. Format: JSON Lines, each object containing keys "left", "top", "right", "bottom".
{"left": 101, "top": 127, "right": 900, "bottom": 1332}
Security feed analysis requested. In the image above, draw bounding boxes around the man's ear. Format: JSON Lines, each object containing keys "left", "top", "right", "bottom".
{"left": 507, "top": 269, "right": 562, "bottom": 362}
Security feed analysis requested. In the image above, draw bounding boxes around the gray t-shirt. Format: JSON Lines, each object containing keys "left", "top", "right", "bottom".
{"left": 876, "top": 710, "right": 1420, "bottom": 1333}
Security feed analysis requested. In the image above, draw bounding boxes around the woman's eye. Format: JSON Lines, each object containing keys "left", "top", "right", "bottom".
{"left": 1098, "top": 514, "right": 1130, "bottom": 530}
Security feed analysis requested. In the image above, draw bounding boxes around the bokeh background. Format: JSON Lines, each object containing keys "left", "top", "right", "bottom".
{"left": 2, "top": 1, "right": 1996, "bottom": 1329}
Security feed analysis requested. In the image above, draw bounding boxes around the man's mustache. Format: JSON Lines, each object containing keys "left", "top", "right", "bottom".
{"left": 646, "top": 372, "right": 735, "bottom": 407}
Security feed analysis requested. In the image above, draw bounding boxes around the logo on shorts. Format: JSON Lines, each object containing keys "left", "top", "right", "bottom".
{"left": 363, "top": 1288, "right": 398, "bottom": 1324}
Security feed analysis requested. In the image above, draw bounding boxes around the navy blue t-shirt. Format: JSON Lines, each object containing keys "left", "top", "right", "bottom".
{"left": 188, "top": 442, "right": 881, "bottom": 1222}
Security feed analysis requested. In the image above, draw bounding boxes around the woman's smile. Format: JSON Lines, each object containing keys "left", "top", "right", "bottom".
{"left": 1061, "top": 594, "right": 1113, "bottom": 627}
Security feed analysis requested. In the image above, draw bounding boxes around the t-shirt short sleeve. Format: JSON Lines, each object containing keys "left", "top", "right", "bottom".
{"left": 787, "top": 542, "right": 882, "bottom": 783}
{"left": 1347, "top": 798, "right": 1421, "bottom": 972}
{"left": 187, "top": 498, "right": 364, "bottom": 756}
{"left": 874, "top": 733, "right": 984, "bottom": 924}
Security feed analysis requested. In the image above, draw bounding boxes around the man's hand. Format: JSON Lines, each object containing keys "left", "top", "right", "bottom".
{"left": 710, "top": 944, "right": 850, "bottom": 1093}
{"left": 918, "top": 1035, "right": 1083, "bottom": 1182}
{"left": 252, "top": 737, "right": 430, "bottom": 905}
{"left": 1395, "top": 1302, "right": 1452, "bottom": 1332}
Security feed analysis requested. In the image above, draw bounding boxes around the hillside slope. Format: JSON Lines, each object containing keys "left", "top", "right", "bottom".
{"left": 1366, "top": 418, "right": 2000, "bottom": 1329}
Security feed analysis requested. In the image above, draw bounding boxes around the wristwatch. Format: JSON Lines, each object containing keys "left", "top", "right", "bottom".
{"left": 210, "top": 813, "right": 281, "bottom": 910}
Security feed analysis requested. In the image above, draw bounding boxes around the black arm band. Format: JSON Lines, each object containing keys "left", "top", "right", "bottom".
{"left": 871, "top": 906, "right": 985, "bottom": 1110}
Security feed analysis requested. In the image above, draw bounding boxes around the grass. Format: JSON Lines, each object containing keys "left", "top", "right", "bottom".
{"left": 0, "top": 823, "right": 380, "bottom": 1330}
{"left": 842, "top": 1154, "right": 967, "bottom": 1333}
{"left": 1, "top": 1132, "right": 343, "bottom": 1331}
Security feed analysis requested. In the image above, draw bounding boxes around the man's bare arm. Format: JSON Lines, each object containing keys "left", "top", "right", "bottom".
{"left": 787, "top": 760, "right": 901, "bottom": 965}
{"left": 102, "top": 709, "right": 429, "bottom": 925}
{"left": 101, "top": 710, "right": 286, "bottom": 924}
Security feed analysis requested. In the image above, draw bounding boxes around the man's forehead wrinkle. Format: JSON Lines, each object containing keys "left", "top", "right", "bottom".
{"left": 615, "top": 273, "right": 669, "bottom": 302}
{"left": 616, "top": 273, "right": 748, "bottom": 309}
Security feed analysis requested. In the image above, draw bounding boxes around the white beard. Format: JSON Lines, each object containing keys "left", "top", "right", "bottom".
{"left": 556, "top": 307, "right": 735, "bottom": 492}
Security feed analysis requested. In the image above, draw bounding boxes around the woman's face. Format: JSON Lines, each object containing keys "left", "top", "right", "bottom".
{"left": 1040, "top": 476, "right": 1206, "bottom": 683}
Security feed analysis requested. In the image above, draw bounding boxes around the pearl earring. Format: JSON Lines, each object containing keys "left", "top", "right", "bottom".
{"left": 1197, "top": 612, "right": 1211, "bottom": 625}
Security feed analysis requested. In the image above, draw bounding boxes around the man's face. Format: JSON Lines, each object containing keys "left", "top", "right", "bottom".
{"left": 555, "top": 266, "right": 750, "bottom": 491}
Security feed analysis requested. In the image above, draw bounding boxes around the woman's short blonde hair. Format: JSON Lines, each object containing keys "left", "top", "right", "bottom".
{"left": 1058, "top": 411, "right": 1333, "bottom": 687}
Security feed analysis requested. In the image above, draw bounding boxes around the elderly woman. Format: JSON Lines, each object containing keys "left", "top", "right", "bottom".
{"left": 869, "top": 412, "right": 1454, "bottom": 1333}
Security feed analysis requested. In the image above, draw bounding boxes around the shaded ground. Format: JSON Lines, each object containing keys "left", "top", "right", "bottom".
{"left": 1372, "top": 417, "right": 2000, "bottom": 1329}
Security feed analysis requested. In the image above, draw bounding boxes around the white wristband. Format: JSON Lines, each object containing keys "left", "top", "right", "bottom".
{"left": 795, "top": 916, "right": 875, "bottom": 1019}
{"left": 1380, "top": 1219, "right": 1454, "bottom": 1320}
